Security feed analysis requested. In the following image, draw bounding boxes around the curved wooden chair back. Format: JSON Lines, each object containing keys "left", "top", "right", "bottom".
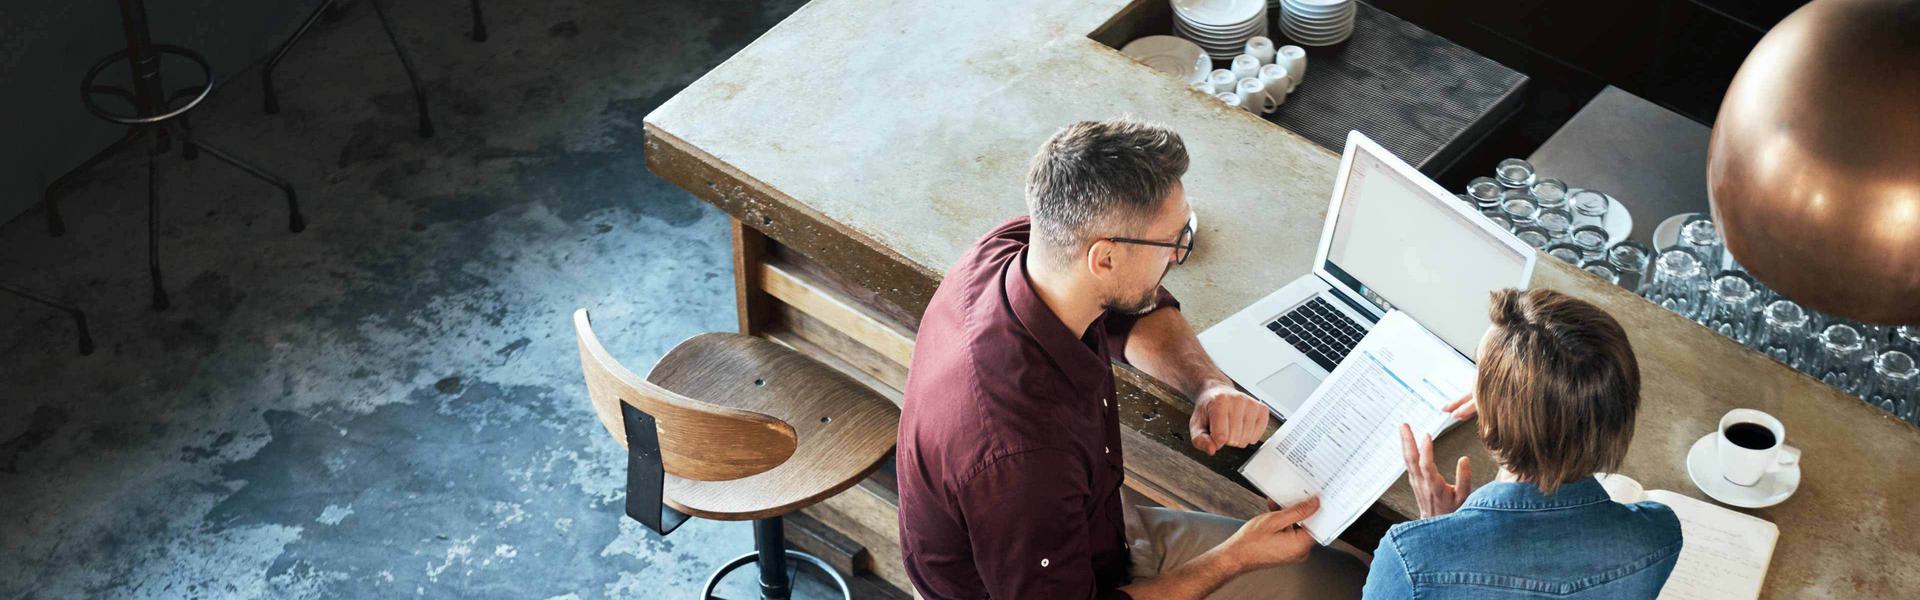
{"left": 573, "top": 309, "right": 797, "bottom": 481}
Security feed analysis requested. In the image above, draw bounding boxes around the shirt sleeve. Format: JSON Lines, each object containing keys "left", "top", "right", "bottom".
{"left": 1101, "top": 286, "right": 1181, "bottom": 364}
{"left": 1362, "top": 531, "right": 1415, "bottom": 599}
{"left": 954, "top": 449, "right": 1132, "bottom": 600}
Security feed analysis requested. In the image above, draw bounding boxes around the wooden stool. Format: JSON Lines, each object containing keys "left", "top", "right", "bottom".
{"left": 574, "top": 310, "right": 899, "bottom": 600}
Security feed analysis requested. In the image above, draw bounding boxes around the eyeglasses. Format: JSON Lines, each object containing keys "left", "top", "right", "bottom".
{"left": 1107, "top": 212, "right": 1197, "bottom": 265}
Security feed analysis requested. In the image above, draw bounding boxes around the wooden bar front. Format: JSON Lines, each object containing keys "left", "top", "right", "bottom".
{"left": 642, "top": 1, "right": 1920, "bottom": 596}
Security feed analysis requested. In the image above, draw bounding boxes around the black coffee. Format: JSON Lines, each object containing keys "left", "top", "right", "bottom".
{"left": 1725, "top": 422, "right": 1777, "bottom": 450}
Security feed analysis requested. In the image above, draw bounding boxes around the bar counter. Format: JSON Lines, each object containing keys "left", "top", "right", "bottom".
{"left": 642, "top": 1, "right": 1920, "bottom": 596}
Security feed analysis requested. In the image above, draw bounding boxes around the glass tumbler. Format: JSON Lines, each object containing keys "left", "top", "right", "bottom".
{"left": 1606, "top": 241, "right": 1651, "bottom": 292}
{"left": 1500, "top": 193, "right": 1540, "bottom": 228}
{"left": 1702, "top": 271, "right": 1759, "bottom": 344}
{"left": 1536, "top": 208, "right": 1573, "bottom": 244}
{"left": 1814, "top": 324, "right": 1870, "bottom": 396}
{"left": 1512, "top": 226, "right": 1550, "bottom": 249}
{"left": 1530, "top": 178, "right": 1568, "bottom": 211}
{"left": 1580, "top": 261, "right": 1621, "bottom": 285}
{"left": 1570, "top": 189, "right": 1610, "bottom": 230}
{"left": 1643, "top": 249, "right": 1706, "bottom": 319}
{"left": 1680, "top": 219, "right": 1724, "bottom": 269}
{"left": 1867, "top": 351, "right": 1917, "bottom": 421}
{"left": 1893, "top": 326, "right": 1920, "bottom": 355}
{"left": 1756, "top": 299, "right": 1813, "bottom": 369}
{"left": 1545, "top": 243, "right": 1584, "bottom": 265}
{"left": 1481, "top": 210, "right": 1513, "bottom": 232}
{"left": 1569, "top": 225, "right": 1609, "bottom": 262}
{"left": 1466, "top": 177, "right": 1504, "bottom": 208}
{"left": 1495, "top": 158, "right": 1535, "bottom": 188}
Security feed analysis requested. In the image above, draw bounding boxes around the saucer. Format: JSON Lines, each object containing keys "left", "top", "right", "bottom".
{"left": 1685, "top": 433, "right": 1799, "bottom": 508}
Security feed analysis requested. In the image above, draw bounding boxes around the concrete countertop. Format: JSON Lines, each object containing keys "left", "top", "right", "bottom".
{"left": 646, "top": 0, "right": 1919, "bottom": 595}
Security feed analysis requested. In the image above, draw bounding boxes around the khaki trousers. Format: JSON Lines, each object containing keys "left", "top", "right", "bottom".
{"left": 1125, "top": 504, "right": 1369, "bottom": 600}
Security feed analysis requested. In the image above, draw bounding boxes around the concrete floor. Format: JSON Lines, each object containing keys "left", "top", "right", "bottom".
{"left": 0, "top": 0, "right": 846, "bottom": 597}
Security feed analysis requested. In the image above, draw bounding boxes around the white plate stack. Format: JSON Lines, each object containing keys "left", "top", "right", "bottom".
{"left": 1279, "top": 0, "right": 1355, "bottom": 47}
{"left": 1172, "top": 0, "right": 1269, "bottom": 60}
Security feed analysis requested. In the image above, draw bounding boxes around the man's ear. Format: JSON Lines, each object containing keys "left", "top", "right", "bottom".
{"left": 1084, "top": 239, "right": 1116, "bottom": 280}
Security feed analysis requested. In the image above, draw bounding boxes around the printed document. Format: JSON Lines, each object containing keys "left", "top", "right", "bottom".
{"left": 1239, "top": 310, "right": 1474, "bottom": 545}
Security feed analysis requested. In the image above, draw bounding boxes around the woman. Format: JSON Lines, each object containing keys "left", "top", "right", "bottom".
{"left": 1363, "top": 288, "right": 1682, "bottom": 599}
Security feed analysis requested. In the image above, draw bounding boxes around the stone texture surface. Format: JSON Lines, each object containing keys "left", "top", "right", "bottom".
{"left": 0, "top": 0, "right": 838, "bottom": 597}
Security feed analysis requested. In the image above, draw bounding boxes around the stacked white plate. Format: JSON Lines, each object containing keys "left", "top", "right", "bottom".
{"left": 1120, "top": 35, "right": 1212, "bottom": 85}
{"left": 1171, "top": 0, "right": 1269, "bottom": 60}
{"left": 1280, "top": 0, "right": 1355, "bottom": 46}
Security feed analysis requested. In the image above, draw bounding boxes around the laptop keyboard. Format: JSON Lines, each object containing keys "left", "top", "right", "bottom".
{"left": 1264, "top": 297, "right": 1367, "bottom": 371}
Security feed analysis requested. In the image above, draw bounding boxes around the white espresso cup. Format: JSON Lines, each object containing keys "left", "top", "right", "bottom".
{"left": 1276, "top": 45, "right": 1307, "bottom": 91}
{"left": 1716, "top": 408, "right": 1801, "bottom": 487}
{"left": 1215, "top": 91, "right": 1253, "bottom": 112}
{"left": 1245, "top": 36, "right": 1276, "bottom": 65}
{"left": 1207, "top": 69, "right": 1238, "bottom": 94}
{"left": 1258, "top": 64, "right": 1291, "bottom": 105}
{"left": 1230, "top": 54, "right": 1262, "bottom": 81}
{"left": 1236, "top": 78, "right": 1278, "bottom": 114}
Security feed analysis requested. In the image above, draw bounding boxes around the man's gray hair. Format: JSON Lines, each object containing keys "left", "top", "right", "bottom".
{"left": 1024, "top": 119, "right": 1189, "bottom": 262}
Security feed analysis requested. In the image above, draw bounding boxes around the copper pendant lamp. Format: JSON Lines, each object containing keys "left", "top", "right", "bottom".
{"left": 1707, "top": 0, "right": 1920, "bottom": 325}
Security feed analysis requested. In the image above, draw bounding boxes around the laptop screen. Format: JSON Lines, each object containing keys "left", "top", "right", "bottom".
{"left": 1321, "top": 143, "right": 1532, "bottom": 358}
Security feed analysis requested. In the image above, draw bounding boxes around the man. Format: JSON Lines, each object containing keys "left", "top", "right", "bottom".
{"left": 1368, "top": 288, "right": 1682, "bottom": 598}
{"left": 896, "top": 119, "right": 1369, "bottom": 600}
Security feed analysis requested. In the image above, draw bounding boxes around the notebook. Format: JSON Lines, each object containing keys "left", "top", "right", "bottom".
{"left": 1238, "top": 310, "right": 1474, "bottom": 545}
{"left": 1598, "top": 473, "right": 1780, "bottom": 600}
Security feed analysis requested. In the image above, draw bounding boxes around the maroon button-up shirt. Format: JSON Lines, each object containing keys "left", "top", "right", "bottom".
{"left": 897, "top": 217, "right": 1177, "bottom": 600}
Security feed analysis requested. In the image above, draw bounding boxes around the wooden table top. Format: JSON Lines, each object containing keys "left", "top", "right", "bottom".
{"left": 644, "top": 1, "right": 1920, "bottom": 595}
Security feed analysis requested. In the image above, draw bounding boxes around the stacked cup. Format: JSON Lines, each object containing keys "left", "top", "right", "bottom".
{"left": 1202, "top": 37, "right": 1308, "bottom": 115}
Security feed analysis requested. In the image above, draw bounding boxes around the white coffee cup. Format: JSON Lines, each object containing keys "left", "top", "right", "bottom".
{"left": 1230, "top": 54, "right": 1262, "bottom": 81}
{"left": 1277, "top": 45, "right": 1307, "bottom": 91}
{"left": 1208, "top": 69, "right": 1238, "bottom": 94}
{"left": 1716, "top": 408, "right": 1801, "bottom": 487}
{"left": 1258, "top": 64, "right": 1291, "bottom": 105}
{"left": 1236, "top": 78, "right": 1278, "bottom": 114}
{"left": 1216, "top": 91, "right": 1254, "bottom": 112}
{"left": 1245, "top": 36, "right": 1276, "bottom": 65}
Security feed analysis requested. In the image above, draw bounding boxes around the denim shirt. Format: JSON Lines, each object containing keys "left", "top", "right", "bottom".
{"left": 1363, "top": 476, "right": 1683, "bottom": 599}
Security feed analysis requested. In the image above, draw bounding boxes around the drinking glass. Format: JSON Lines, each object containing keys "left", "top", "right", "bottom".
{"left": 1466, "top": 177, "right": 1504, "bottom": 209}
{"left": 1606, "top": 241, "right": 1651, "bottom": 292}
{"left": 1570, "top": 189, "right": 1610, "bottom": 230}
{"left": 1545, "top": 243, "right": 1584, "bottom": 265}
{"left": 1530, "top": 178, "right": 1569, "bottom": 211}
{"left": 1643, "top": 249, "right": 1705, "bottom": 319}
{"left": 1894, "top": 326, "right": 1920, "bottom": 355}
{"left": 1512, "top": 226, "right": 1550, "bottom": 249}
{"left": 1702, "top": 271, "right": 1759, "bottom": 344}
{"left": 1867, "top": 351, "right": 1917, "bottom": 420}
{"left": 1568, "top": 225, "right": 1609, "bottom": 262}
{"left": 1495, "top": 158, "right": 1535, "bottom": 188}
{"left": 1756, "top": 299, "right": 1813, "bottom": 369}
{"left": 1456, "top": 193, "right": 1477, "bottom": 208}
{"left": 1814, "top": 324, "right": 1870, "bottom": 396}
{"left": 1680, "top": 219, "right": 1724, "bottom": 270}
{"left": 1500, "top": 193, "right": 1539, "bottom": 228}
{"left": 1536, "top": 208, "right": 1573, "bottom": 244}
{"left": 1580, "top": 260, "right": 1620, "bottom": 285}
{"left": 1481, "top": 210, "right": 1512, "bottom": 232}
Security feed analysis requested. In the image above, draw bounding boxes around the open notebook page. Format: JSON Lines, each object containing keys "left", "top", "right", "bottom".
{"left": 1239, "top": 311, "right": 1475, "bottom": 545}
{"left": 1598, "top": 473, "right": 1779, "bottom": 600}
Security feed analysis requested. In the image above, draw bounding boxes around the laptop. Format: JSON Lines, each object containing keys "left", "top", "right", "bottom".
{"left": 1199, "top": 131, "right": 1537, "bottom": 418}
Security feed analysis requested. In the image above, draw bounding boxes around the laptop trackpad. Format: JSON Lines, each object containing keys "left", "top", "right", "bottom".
{"left": 1256, "top": 364, "right": 1323, "bottom": 416}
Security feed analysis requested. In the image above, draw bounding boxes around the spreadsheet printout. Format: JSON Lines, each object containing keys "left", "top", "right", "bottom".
{"left": 1240, "top": 311, "right": 1475, "bottom": 544}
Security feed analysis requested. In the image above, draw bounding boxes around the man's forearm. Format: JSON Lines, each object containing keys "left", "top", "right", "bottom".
{"left": 1118, "top": 545, "right": 1241, "bottom": 600}
{"left": 1124, "top": 307, "right": 1232, "bottom": 398}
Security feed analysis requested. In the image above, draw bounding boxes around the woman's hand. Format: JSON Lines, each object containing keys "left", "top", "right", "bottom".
{"left": 1442, "top": 392, "right": 1476, "bottom": 421}
{"left": 1399, "top": 423, "right": 1473, "bottom": 519}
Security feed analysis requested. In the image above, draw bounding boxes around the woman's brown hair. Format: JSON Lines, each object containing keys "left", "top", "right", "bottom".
{"left": 1475, "top": 288, "right": 1641, "bottom": 495}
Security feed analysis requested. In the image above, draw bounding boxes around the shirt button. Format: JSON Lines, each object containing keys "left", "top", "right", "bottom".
{"left": 1103, "top": 398, "right": 1109, "bottom": 407}
{"left": 1103, "top": 446, "right": 1109, "bottom": 454}
{"left": 1040, "top": 558, "right": 1050, "bottom": 568}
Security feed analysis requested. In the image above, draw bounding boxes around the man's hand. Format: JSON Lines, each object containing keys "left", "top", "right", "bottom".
{"left": 1217, "top": 497, "right": 1321, "bottom": 570}
{"left": 1399, "top": 423, "right": 1473, "bottom": 519}
{"left": 1443, "top": 392, "right": 1476, "bottom": 421}
{"left": 1189, "top": 383, "right": 1270, "bottom": 455}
